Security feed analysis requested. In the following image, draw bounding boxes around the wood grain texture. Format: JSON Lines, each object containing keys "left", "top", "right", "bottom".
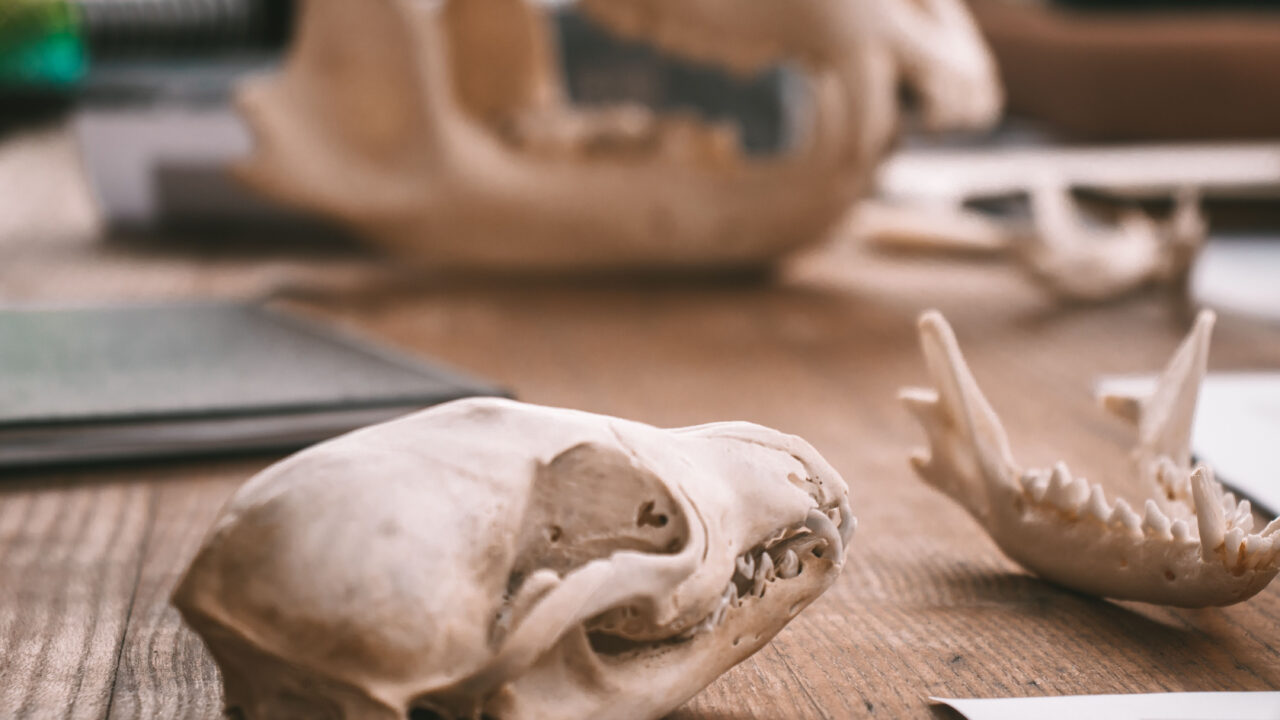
{"left": 3, "top": 125, "right": 1280, "bottom": 719}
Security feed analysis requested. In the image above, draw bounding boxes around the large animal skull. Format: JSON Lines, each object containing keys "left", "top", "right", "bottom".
{"left": 173, "top": 398, "right": 855, "bottom": 720}
{"left": 902, "top": 310, "right": 1280, "bottom": 607}
{"left": 233, "top": 0, "right": 1001, "bottom": 271}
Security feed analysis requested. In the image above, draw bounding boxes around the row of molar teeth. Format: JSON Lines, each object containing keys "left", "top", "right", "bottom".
{"left": 1019, "top": 463, "right": 1096, "bottom": 517}
{"left": 681, "top": 541, "right": 801, "bottom": 639}
{"left": 1020, "top": 462, "right": 1280, "bottom": 571}
{"left": 1021, "top": 463, "right": 1178, "bottom": 539}
{"left": 681, "top": 514, "right": 838, "bottom": 639}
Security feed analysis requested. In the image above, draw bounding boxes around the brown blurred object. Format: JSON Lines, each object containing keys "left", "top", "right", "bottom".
{"left": 969, "top": 0, "right": 1280, "bottom": 140}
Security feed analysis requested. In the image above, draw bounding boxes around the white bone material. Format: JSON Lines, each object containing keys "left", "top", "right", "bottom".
{"left": 232, "top": 0, "right": 1001, "bottom": 271}
{"left": 1013, "top": 182, "right": 1206, "bottom": 302}
{"left": 901, "top": 310, "right": 1280, "bottom": 606}
{"left": 173, "top": 398, "right": 855, "bottom": 720}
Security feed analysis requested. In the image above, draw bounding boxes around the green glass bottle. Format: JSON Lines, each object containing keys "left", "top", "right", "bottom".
{"left": 0, "top": 0, "right": 87, "bottom": 87}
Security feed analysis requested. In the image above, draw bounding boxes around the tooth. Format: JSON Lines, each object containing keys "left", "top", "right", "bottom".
{"left": 1045, "top": 463, "right": 1084, "bottom": 510}
{"left": 1244, "top": 535, "right": 1273, "bottom": 569}
{"left": 1231, "top": 500, "right": 1255, "bottom": 532}
{"left": 1084, "top": 485, "right": 1110, "bottom": 521}
{"left": 804, "top": 508, "right": 845, "bottom": 566}
{"left": 1143, "top": 500, "right": 1172, "bottom": 539}
{"left": 711, "top": 601, "right": 727, "bottom": 627}
{"left": 839, "top": 503, "right": 857, "bottom": 548}
{"left": 736, "top": 553, "right": 755, "bottom": 580}
{"left": 1070, "top": 478, "right": 1092, "bottom": 510}
{"left": 1028, "top": 475, "right": 1051, "bottom": 504}
{"left": 778, "top": 550, "right": 800, "bottom": 579}
{"left": 1225, "top": 527, "right": 1246, "bottom": 567}
{"left": 1262, "top": 517, "right": 1280, "bottom": 538}
{"left": 752, "top": 553, "right": 774, "bottom": 597}
{"left": 1223, "top": 491, "right": 1238, "bottom": 516}
{"left": 1192, "top": 467, "right": 1226, "bottom": 563}
{"left": 1110, "top": 499, "right": 1141, "bottom": 534}
{"left": 825, "top": 506, "right": 839, "bottom": 523}
{"left": 1154, "top": 458, "right": 1187, "bottom": 498}
{"left": 1170, "top": 519, "right": 1192, "bottom": 543}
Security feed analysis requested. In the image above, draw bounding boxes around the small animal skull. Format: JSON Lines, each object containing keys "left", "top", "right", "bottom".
{"left": 174, "top": 398, "right": 855, "bottom": 720}
{"left": 902, "top": 310, "right": 1280, "bottom": 606}
{"left": 233, "top": 0, "right": 1001, "bottom": 271}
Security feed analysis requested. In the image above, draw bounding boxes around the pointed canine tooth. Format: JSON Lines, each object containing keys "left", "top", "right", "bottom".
{"left": 1192, "top": 467, "right": 1227, "bottom": 563}
{"left": 1143, "top": 500, "right": 1173, "bottom": 539}
{"left": 1084, "top": 485, "right": 1111, "bottom": 521}
{"left": 804, "top": 508, "right": 845, "bottom": 566}
{"left": 1170, "top": 519, "right": 1192, "bottom": 542}
{"left": 736, "top": 553, "right": 755, "bottom": 580}
{"left": 752, "top": 553, "right": 774, "bottom": 597}
{"left": 778, "top": 550, "right": 801, "bottom": 579}
{"left": 1111, "top": 498, "right": 1142, "bottom": 534}
{"left": 1224, "top": 527, "right": 1246, "bottom": 567}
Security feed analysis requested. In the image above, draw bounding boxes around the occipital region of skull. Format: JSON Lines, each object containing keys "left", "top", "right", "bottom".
{"left": 173, "top": 398, "right": 855, "bottom": 720}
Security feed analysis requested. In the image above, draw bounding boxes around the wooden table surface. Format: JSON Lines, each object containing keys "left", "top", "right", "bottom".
{"left": 3, "top": 126, "right": 1280, "bottom": 719}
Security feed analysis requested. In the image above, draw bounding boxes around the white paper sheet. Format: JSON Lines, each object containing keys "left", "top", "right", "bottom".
{"left": 1096, "top": 373, "right": 1280, "bottom": 516}
{"left": 933, "top": 692, "right": 1280, "bottom": 720}
{"left": 1191, "top": 238, "right": 1280, "bottom": 325}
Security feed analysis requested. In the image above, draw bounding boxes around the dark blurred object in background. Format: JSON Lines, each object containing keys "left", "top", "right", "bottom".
{"left": 556, "top": 11, "right": 792, "bottom": 156}
{"left": 0, "top": 0, "right": 291, "bottom": 135}
{"left": 78, "top": 0, "right": 291, "bottom": 59}
{"left": 0, "top": 0, "right": 292, "bottom": 88}
{"left": 1054, "top": 0, "right": 1280, "bottom": 8}
{"left": 970, "top": 0, "right": 1280, "bottom": 140}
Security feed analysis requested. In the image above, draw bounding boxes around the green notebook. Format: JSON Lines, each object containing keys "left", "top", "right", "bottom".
{"left": 0, "top": 302, "right": 508, "bottom": 467}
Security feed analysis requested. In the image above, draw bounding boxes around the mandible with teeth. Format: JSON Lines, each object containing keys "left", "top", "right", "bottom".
{"left": 902, "top": 310, "right": 1280, "bottom": 607}
{"left": 173, "top": 397, "right": 855, "bottom": 720}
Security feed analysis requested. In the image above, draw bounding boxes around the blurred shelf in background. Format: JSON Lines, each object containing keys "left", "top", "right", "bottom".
{"left": 971, "top": 0, "right": 1280, "bottom": 140}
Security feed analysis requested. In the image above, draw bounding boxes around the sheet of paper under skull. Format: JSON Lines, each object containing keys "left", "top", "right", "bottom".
{"left": 173, "top": 398, "right": 855, "bottom": 720}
